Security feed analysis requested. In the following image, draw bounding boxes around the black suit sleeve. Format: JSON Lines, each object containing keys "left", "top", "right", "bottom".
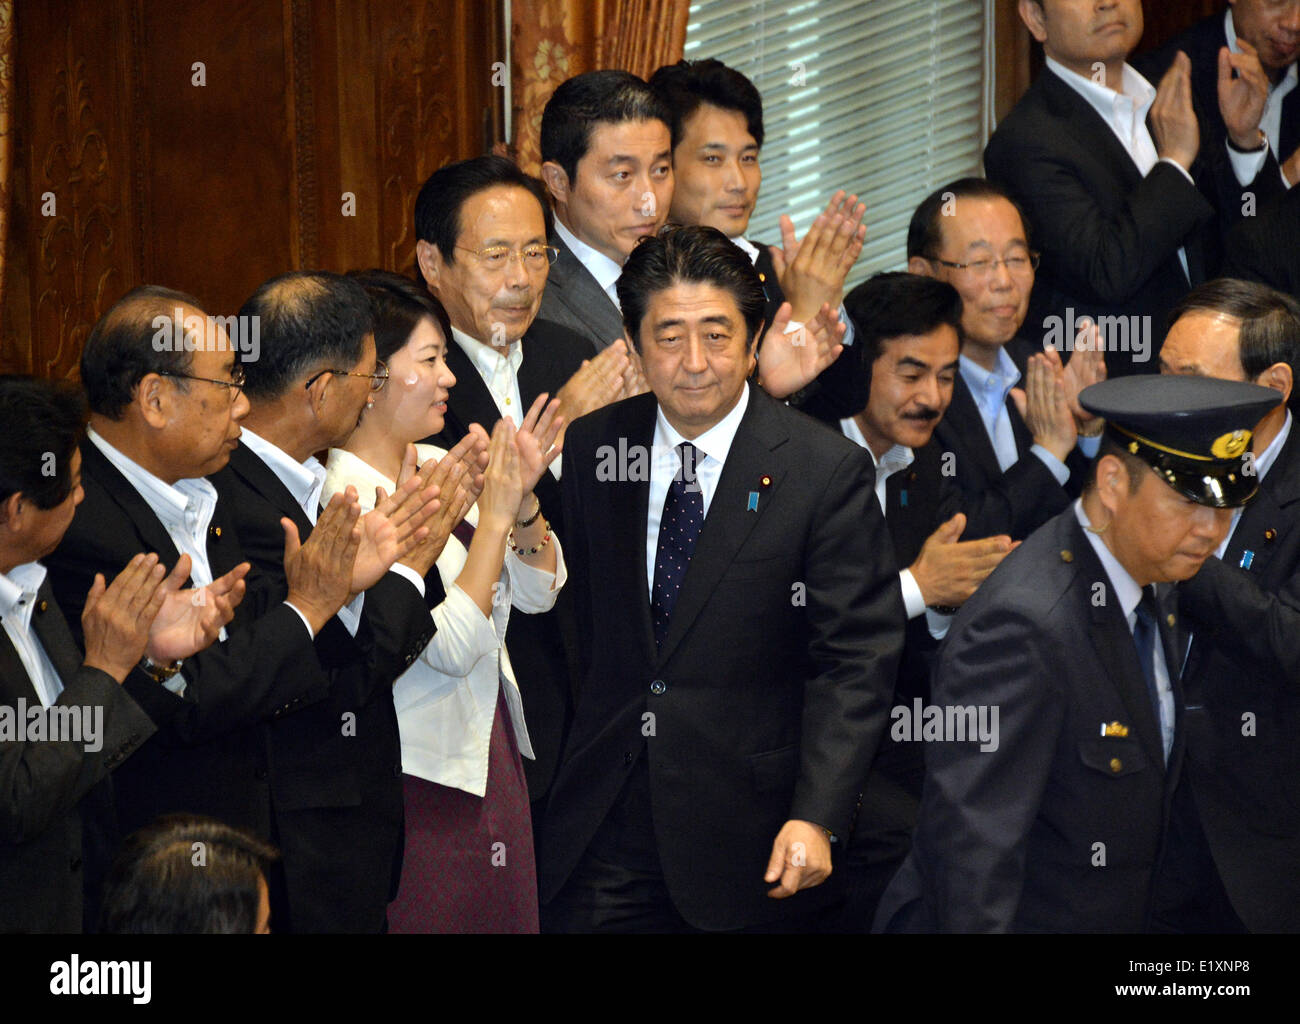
{"left": 0, "top": 666, "right": 155, "bottom": 844}
{"left": 1179, "top": 555, "right": 1300, "bottom": 685}
{"left": 984, "top": 133, "right": 1213, "bottom": 306}
{"left": 792, "top": 446, "right": 905, "bottom": 837}
{"left": 915, "top": 597, "right": 1067, "bottom": 931}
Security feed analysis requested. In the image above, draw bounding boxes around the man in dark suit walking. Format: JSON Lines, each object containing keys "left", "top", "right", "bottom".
{"left": 1158, "top": 277, "right": 1300, "bottom": 932}
{"left": 908, "top": 178, "right": 1106, "bottom": 539}
{"left": 986, "top": 0, "right": 1252, "bottom": 376}
{"left": 876, "top": 373, "right": 1281, "bottom": 932}
{"left": 1, "top": 377, "right": 234, "bottom": 932}
{"left": 539, "top": 226, "right": 905, "bottom": 932}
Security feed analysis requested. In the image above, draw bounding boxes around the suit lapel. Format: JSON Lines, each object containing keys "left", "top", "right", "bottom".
{"left": 1072, "top": 518, "right": 1166, "bottom": 768}
{"left": 657, "top": 389, "right": 786, "bottom": 665}
{"left": 1221, "top": 421, "right": 1300, "bottom": 577}
{"left": 30, "top": 579, "right": 84, "bottom": 684}
{"left": 1040, "top": 70, "right": 1144, "bottom": 187}
{"left": 79, "top": 438, "right": 184, "bottom": 570}
{"left": 547, "top": 230, "right": 625, "bottom": 346}
{"left": 945, "top": 377, "right": 1003, "bottom": 482}
{"left": 609, "top": 395, "right": 658, "bottom": 661}
{"left": 227, "top": 443, "right": 311, "bottom": 536}
{"left": 444, "top": 336, "right": 507, "bottom": 437}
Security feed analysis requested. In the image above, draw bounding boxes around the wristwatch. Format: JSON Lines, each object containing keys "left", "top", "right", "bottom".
{"left": 138, "top": 655, "right": 184, "bottom": 684}
{"left": 1228, "top": 128, "right": 1269, "bottom": 154}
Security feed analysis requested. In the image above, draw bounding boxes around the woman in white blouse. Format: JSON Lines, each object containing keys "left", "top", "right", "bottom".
{"left": 323, "top": 271, "right": 564, "bottom": 933}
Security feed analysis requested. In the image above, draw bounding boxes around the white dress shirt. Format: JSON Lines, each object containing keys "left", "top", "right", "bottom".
{"left": 1045, "top": 56, "right": 1192, "bottom": 282}
{"left": 450, "top": 325, "right": 563, "bottom": 482}
{"left": 646, "top": 383, "right": 750, "bottom": 601}
{"left": 1226, "top": 9, "right": 1297, "bottom": 188}
{"left": 1076, "top": 500, "right": 1174, "bottom": 762}
{"left": 86, "top": 426, "right": 234, "bottom": 692}
{"left": 555, "top": 217, "right": 624, "bottom": 310}
{"left": 0, "top": 562, "right": 65, "bottom": 706}
{"left": 840, "top": 417, "right": 950, "bottom": 639}
{"left": 323, "top": 444, "right": 566, "bottom": 797}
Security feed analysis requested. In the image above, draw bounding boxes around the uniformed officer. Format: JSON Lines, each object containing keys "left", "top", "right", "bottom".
{"left": 874, "top": 374, "right": 1282, "bottom": 933}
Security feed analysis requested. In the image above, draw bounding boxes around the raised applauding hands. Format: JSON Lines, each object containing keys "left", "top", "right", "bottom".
{"left": 555, "top": 339, "right": 644, "bottom": 441}
{"left": 1151, "top": 52, "right": 1201, "bottom": 171}
{"left": 770, "top": 190, "right": 866, "bottom": 322}
{"left": 397, "top": 430, "right": 487, "bottom": 577}
{"left": 755, "top": 300, "right": 847, "bottom": 399}
{"left": 1218, "top": 39, "right": 1271, "bottom": 151}
{"left": 281, "top": 488, "right": 362, "bottom": 635}
{"left": 1012, "top": 351, "right": 1077, "bottom": 464}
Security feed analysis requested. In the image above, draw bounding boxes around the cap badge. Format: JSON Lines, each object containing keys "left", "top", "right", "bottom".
{"left": 1211, "top": 430, "right": 1250, "bottom": 459}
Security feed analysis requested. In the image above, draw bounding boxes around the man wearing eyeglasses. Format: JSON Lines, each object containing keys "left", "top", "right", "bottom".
{"left": 415, "top": 154, "right": 619, "bottom": 827}
{"left": 909, "top": 178, "right": 1107, "bottom": 541}
{"left": 45, "top": 285, "right": 368, "bottom": 883}
{"left": 207, "top": 270, "right": 468, "bottom": 932}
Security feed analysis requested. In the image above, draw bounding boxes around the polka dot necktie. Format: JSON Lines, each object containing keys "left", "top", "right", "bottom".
{"left": 651, "top": 441, "right": 704, "bottom": 650}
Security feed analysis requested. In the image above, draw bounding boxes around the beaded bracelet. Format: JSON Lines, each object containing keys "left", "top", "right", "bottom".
{"left": 509, "top": 519, "right": 552, "bottom": 556}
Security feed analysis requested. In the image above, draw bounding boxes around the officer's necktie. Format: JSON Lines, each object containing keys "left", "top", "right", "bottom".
{"left": 651, "top": 441, "right": 704, "bottom": 650}
{"left": 1133, "top": 585, "right": 1174, "bottom": 763}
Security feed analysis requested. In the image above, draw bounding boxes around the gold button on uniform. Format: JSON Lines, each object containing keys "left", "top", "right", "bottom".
{"left": 1060, "top": 550, "right": 1073, "bottom": 563}
{"left": 1109, "top": 757, "right": 1122, "bottom": 773}
{"left": 1167, "top": 614, "right": 1176, "bottom": 628}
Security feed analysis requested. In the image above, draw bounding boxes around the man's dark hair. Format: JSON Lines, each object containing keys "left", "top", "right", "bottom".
{"left": 1087, "top": 434, "right": 1148, "bottom": 496}
{"left": 413, "top": 155, "right": 553, "bottom": 271}
{"left": 99, "top": 815, "right": 280, "bottom": 934}
{"left": 347, "top": 269, "right": 454, "bottom": 363}
{"left": 616, "top": 226, "right": 766, "bottom": 352}
{"left": 237, "top": 271, "right": 374, "bottom": 399}
{"left": 648, "top": 58, "right": 765, "bottom": 150}
{"left": 540, "top": 70, "right": 671, "bottom": 184}
{"left": 80, "top": 285, "right": 206, "bottom": 419}
{"left": 0, "top": 376, "right": 87, "bottom": 511}
{"left": 1167, "top": 278, "right": 1300, "bottom": 397}
{"left": 906, "top": 177, "right": 1032, "bottom": 260}
{"left": 845, "top": 272, "right": 963, "bottom": 370}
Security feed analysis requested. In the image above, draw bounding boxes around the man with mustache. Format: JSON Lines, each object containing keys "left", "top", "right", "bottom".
{"left": 876, "top": 373, "right": 1282, "bottom": 932}
{"left": 809, "top": 272, "right": 1016, "bottom": 929}
{"left": 1157, "top": 278, "right": 1300, "bottom": 932}
{"left": 908, "top": 178, "right": 1106, "bottom": 540}
{"left": 986, "top": 0, "right": 1258, "bottom": 376}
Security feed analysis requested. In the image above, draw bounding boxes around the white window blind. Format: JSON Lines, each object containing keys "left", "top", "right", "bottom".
{"left": 685, "top": 0, "right": 994, "bottom": 287}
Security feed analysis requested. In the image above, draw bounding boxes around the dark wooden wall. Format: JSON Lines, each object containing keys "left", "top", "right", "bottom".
{"left": 1, "top": 0, "right": 503, "bottom": 379}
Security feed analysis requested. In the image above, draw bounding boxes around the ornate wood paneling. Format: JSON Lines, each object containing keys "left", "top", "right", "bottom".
{"left": 1, "top": 0, "right": 503, "bottom": 376}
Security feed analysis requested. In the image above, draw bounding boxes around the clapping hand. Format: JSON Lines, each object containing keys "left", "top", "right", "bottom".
{"left": 770, "top": 190, "right": 866, "bottom": 321}
{"left": 756, "top": 300, "right": 847, "bottom": 399}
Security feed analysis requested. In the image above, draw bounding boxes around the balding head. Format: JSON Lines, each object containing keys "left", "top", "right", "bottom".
{"left": 237, "top": 271, "right": 374, "bottom": 400}
{"left": 81, "top": 285, "right": 208, "bottom": 419}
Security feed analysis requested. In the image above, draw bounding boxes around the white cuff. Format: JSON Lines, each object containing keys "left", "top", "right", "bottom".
{"left": 1225, "top": 137, "right": 1269, "bottom": 188}
{"left": 388, "top": 562, "right": 426, "bottom": 597}
{"left": 898, "top": 568, "right": 927, "bottom": 620}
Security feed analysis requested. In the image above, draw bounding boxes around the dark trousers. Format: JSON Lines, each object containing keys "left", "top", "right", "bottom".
{"left": 1150, "top": 778, "right": 1246, "bottom": 933}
